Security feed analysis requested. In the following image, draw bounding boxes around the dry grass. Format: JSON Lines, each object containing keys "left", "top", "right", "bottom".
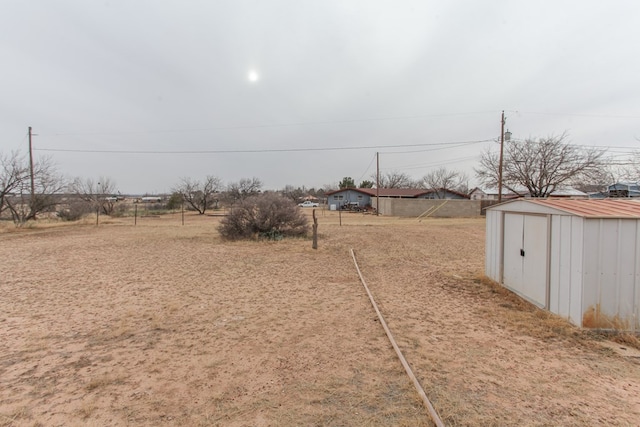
{"left": 1, "top": 211, "right": 639, "bottom": 426}
{"left": 475, "top": 275, "right": 583, "bottom": 339}
{"left": 86, "top": 373, "right": 127, "bottom": 391}
{"left": 611, "top": 332, "right": 640, "bottom": 348}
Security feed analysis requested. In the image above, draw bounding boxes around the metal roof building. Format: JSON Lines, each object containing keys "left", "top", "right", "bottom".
{"left": 486, "top": 199, "right": 640, "bottom": 332}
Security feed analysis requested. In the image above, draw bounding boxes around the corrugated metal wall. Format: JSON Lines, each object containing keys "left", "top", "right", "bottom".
{"left": 488, "top": 204, "right": 640, "bottom": 331}
{"left": 548, "top": 215, "right": 584, "bottom": 327}
{"left": 485, "top": 210, "right": 502, "bottom": 283}
{"left": 581, "top": 218, "right": 640, "bottom": 331}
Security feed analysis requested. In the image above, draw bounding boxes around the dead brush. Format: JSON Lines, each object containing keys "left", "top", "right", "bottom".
{"left": 474, "top": 275, "right": 640, "bottom": 349}
{"left": 86, "top": 373, "right": 126, "bottom": 391}
{"left": 0, "top": 406, "right": 31, "bottom": 426}
{"left": 474, "top": 275, "right": 584, "bottom": 341}
{"left": 603, "top": 331, "right": 640, "bottom": 350}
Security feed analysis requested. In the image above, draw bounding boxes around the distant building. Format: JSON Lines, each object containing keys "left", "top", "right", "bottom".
{"left": 469, "top": 187, "right": 518, "bottom": 200}
{"left": 608, "top": 182, "right": 640, "bottom": 198}
{"left": 470, "top": 187, "right": 587, "bottom": 200}
{"left": 140, "top": 196, "right": 163, "bottom": 202}
{"left": 325, "top": 187, "right": 468, "bottom": 210}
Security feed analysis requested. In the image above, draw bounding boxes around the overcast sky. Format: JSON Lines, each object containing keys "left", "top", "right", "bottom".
{"left": 2, "top": 1, "right": 640, "bottom": 194}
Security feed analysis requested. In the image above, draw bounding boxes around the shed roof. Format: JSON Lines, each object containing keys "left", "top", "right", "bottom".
{"left": 508, "top": 199, "right": 640, "bottom": 218}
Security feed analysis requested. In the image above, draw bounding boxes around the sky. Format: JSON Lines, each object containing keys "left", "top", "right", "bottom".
{"left": 2, "top": 0, "right": 640, "bottom": 194}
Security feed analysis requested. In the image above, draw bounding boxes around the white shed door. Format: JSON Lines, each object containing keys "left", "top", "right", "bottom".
{"left": 503, "top": 213, "right": 549, "bottom": 307}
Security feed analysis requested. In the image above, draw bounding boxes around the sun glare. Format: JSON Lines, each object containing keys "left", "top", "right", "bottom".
{"left": 248, "top": 70, "right": 259, "bottom": 82}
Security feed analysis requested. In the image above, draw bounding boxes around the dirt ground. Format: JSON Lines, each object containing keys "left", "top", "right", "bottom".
{"left": 1, "top": 211, "right": 639, "bottom": 426}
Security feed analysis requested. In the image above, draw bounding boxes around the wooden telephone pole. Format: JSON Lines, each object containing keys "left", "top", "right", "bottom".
{"left": 28, "top": 126, "right": 36, "bottom": 218}
{"left": 497, "top": 112, "right": 505, "bottom": 203}
{"left": 376, "top": 152, "right": 380, "bottom": 216}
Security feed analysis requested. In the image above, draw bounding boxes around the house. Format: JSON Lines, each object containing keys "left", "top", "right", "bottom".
{"left": 486, "top": 198, "right": 640, "bottom": 331}
{"left": 469, "top": 187, "right": 518, "bottom": 200}
{"left": 546, "top": 188, "right": 588, "bottom": 199}
{"left": 470, "top": 187, "right": 587, "bottom": 200}
{"left": 608, "top": 182, "right": 640, "bottom": 198}
{"left": 325, "top": 187, "right": 468, "bottom": 210}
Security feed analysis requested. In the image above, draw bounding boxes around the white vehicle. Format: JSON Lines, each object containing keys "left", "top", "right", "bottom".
{"left": 298, "top": 200, "right": 319, "bottom": 208}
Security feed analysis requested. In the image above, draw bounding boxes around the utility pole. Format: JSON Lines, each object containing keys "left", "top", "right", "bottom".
{"left": 28, "top": 126, "right": 36, "bottom": 218}
{"left": 497, "top": 112, "right": 505, "bottom": 203}
{"left": 376, "top": 152, "right": 380, "bottom": 216}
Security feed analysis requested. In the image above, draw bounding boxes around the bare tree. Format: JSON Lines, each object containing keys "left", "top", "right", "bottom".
{"left": 69, "top": 177, "right": 119, "bottom": 215}
{"left": 421, "top": 167, "right": 467, "bottom": 198}
{"left": 623, "top": 151, "right": 640, "bottom": 182}
{"left": 572, "top": 165, "right": 616, "bottom": 194}
{"left": 226, "top": 177, "right": 263, "bottom": 202}
{"left": 5, "top": 155, "right": 65, "bottom": 224}
{"left": 0, "top": 151, "right": 25, "bottom": 216}
{"left": 174, "top": 176, "right": 223, "bottom": 214}
{"left": 373, "top": 171, "right": 417, "bottom": 188}
{"left": 476, "top": 134, "right": 605, "bottom": 198}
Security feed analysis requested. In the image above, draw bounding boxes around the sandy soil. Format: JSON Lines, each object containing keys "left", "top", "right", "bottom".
{"left": 1, "top": 211, "right": 639, "bottom": 426}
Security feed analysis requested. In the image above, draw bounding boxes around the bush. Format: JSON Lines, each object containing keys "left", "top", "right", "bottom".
{"left": 109, "top": 203, "right": 131, "bottom": 217}
{"left": 57, "top": 201, "right": 93, "bottom": 221}
{"left": 166, "top": 192, "right": 183, "bottom": 210}
{"left": 218, "top": 193, "right": 309, "bottom": 240}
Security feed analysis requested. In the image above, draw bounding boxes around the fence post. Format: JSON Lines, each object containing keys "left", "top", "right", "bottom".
{"left": 312, "top": 209, "right": 318, "bottom": 249}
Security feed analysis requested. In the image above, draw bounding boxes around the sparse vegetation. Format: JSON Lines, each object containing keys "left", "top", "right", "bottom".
{"left": 218, "top": 193, "right": 309, "bottom": 240}
{"left": 1, "top": 214, "right": 639, "bottom": 426}
{"left": 68, "top": 177, "right": 119, "bottom": 215}
{"left": 173, "top": 176, "right": 222, "bottom": 215}
{"left": 57, "top": 201, "right": 94, "bottom": 221}
{"left": 1, "top": 151, "right": 65, "bottom": 225}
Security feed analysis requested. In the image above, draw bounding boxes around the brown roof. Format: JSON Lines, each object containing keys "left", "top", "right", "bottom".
{"left": 325, "top": 188, "right": 469, "bottom": 198}
{"left": 325, "top": 188, "right": 429, "bottom": 197}
{"left": 530, "top": 199, "right": 640, "bottom": 218}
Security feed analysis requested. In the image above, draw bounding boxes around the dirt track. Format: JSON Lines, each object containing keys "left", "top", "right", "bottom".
{"left": 1, "top": 212, "right": 639, "bottom": 426}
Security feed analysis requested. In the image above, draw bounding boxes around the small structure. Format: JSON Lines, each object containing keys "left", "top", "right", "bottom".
{"left": 470, "top": 187, "right": 587, "bottom": 200}
{"left": 608, "top": 182, "right": 640, "bottom": 198}
{"left": 546, "top": 188, "right": 588, "bottom": 199}
{"left": 469, "top": 187, "right": 518, "bottom": 200}
{"left": 486, "top": 199, "right": 640, "bottom": 332}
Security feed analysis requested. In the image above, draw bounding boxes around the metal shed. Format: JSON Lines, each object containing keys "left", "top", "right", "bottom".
{"left": 485, "top": 199, "right": 640, "bottom": 332}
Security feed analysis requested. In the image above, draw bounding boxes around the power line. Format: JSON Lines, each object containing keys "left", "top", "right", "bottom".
{"left": 383, "top": 155, "right": 479, "bottom": 171}
{"left": 500, "top": 137, "right": 640, "bottom": 152}
{"left": 41, "top": 111, "right": 498, "bottom": 136}
{"left": 356, "top": 153, "right": 377, "bottom": 184}
{"left": 34, "top": 138, "right": 493, "bottom": 154}
{"left": 506, "top": 110, "right": 640, "bottom": 120}
{"left": 382, "top": 141, "right": 481, "bottom": 154}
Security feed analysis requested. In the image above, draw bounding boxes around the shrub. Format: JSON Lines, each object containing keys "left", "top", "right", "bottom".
{"left": 218, "top": 193, "right": 309, "bottom": 240}
{"left": 110, "top": 203, "right": 130, "bottom": 217}
{"left": 166, "top": 192, "right": 183, "bottom": 210}
{"left": 57, "top": 201, "right": 93, "bottom": 221}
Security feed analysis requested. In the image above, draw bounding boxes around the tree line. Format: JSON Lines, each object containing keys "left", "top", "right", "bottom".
{"left": 341, "top": 134, "right": 634, "bottom": 198}
{"left": 2, "top": 133, "right": 637, "bottom": 225}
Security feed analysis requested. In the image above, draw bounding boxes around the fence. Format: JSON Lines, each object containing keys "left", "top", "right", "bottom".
{"left": 373, "top": 198, "right": 500, "bottom": 217}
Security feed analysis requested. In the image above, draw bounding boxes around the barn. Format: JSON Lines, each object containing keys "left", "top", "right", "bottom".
{"left": 485, "top": 199, "right": 640, "bottom": 332}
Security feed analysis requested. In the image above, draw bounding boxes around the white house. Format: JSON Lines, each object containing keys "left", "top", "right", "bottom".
{"left": 486, "top": 199, "right": 640, "bottom": 331}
